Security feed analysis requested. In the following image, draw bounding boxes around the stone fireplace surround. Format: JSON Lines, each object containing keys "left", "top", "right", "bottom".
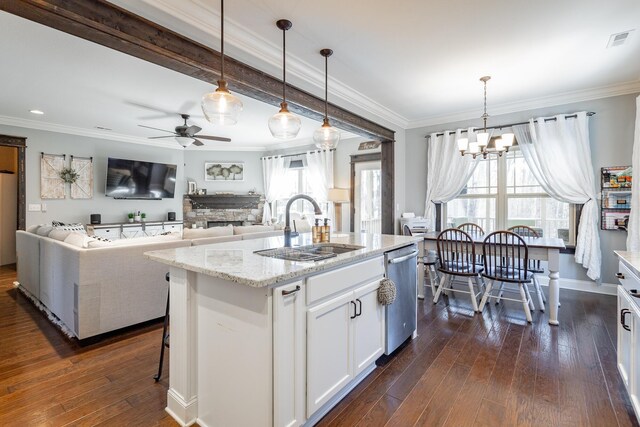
{"left": 183, "top": 194, "right": 265, "bottom": 229}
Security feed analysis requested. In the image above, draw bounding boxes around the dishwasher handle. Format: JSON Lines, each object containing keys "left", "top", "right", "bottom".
{"left": 388, "top": 250, "right": 419, "bottom": 264}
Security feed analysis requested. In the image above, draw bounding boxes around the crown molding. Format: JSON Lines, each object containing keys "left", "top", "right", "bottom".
{"left": 0, "top": 115, "right": 288, "bottom": 152}
{"left": 406, "top": 79, "right": 640, "bottom": 129}
{"left": 122, "top": 0, "right": 409, "bottom": 128}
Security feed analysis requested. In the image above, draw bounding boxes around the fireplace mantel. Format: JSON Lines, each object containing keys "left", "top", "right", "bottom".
{"left": 187, "top": 194, "right": 261, "bottom": 210}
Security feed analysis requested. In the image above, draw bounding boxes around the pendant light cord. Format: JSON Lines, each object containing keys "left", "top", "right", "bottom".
{"left": 220, "top": 0, "right": 225, "bottom": 81}
{"left": 282, "top": 26, "right": 286, "bottom": 103}
{"left": 324, "top": 56, "right": 328, "bottom": 119}
{"left": 482, "top": 78, "right": 487, "bottom": 132}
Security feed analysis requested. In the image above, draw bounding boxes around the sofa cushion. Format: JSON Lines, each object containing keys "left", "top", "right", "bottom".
{"left": 190, "top": 235, "right": 243, "bottom": 246}
{"left": 36, "top": 226, "right": 54, "bottom": 236}
{"left": 87, "top": 233, "right": 181, "bottom": 248}
{"left": 64, "top": 232, "right": 94, "bottom": 248}
{"left": 241, "top": 230, "right": 282, "bottom": 240}
{"left": 233, "top": 225, "right": 275, "bottom": 235}
{"left": 183, "top": 225, "right": 233, "bottom": 240}
{"left": 27, "top": 224, "right": 41, "bottom": 233}
{"left": 54, "top": 222, "right": 87, "bottom": 234}
{"left": 48, "top": 228, "right": 73, "bottom": 241}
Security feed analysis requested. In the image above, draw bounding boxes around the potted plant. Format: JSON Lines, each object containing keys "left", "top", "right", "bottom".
{"left": 127, "top": 213, "right": 134, "bottom": 223}
{"left": 134, "top": 210, "right": 141, "bottom": 222}
{"left": 141, "top": 213, "right": 146, "bottom": 222}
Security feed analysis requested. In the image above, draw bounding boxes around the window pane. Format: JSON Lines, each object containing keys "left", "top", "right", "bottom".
{"left": 461, "top": 158, "right": 498, "bottom": 195}
{"left": 506, "top": 150, "right": 543, "bottom": 194}
{"left": 507, "top": 197, "right": 570, "bottom": 243}
{"left": 446, "top": 197, "right": 496, "bottom": 232}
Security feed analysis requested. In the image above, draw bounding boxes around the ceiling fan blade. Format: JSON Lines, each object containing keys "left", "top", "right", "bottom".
{"left": 186, "top": 125, "right": 202, "bottom": 135}
{"left": 197, "top": 135, "right": 232, "bottom": 142}
{"left": 148, "top": 135, "right": 176, "bottom": 139}
{"left": 192, "top": 139, "right": 205, "bottom": 146}
{"left": 138, "top": 124, "right": 176, "bottom": 134}
{"left": 178, "top": 101, "right": 197, "bottom": 114}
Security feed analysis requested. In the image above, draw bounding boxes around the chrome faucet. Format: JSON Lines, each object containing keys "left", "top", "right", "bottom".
{"left": 284, "top": 194, "right": 322, "bottom": 247}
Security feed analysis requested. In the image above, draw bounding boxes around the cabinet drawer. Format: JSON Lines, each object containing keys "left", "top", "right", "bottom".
{"left": 618, "top": 261, "right": 640, "bottom": 293}
{"left": 306, "top": 257, "right": 384, "bottom": 306}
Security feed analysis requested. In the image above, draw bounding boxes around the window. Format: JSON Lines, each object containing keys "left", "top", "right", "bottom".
{"left": 273, "top": 163, "right": 328, "bottom": 223}
{"left": 445, "top": 148, "right": 576, "bottom": 245}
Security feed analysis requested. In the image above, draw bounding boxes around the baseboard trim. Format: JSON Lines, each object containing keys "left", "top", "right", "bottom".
{"left": 166, "top": 389, "right": 198, "bottom": 427}
{"left": 535, "top": 276, "right": 617, "bottom": 296}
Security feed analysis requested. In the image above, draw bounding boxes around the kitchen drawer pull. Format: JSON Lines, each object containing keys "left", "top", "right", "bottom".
{"left": 356, "top": 299, "right": 362, "bottom": 317}
{"left": 621, "top": 308, "right": 632, "bottom": 331}
{"left": 616, "top": 272, "right": 625, "bottom": 279}
{"left": 350, "top": 301, "right": 357, "bottom": 319}
{"left": 282, "top": 285, "right": 300, "bottom": 296}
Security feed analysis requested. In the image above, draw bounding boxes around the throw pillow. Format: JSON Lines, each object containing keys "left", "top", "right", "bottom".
{"left": 63, "top": 232, "right": 94, "bottom": 248}
{"left": 51, "top": 220, "right": 66, "bottom": 227}
{"left": 36, "top": 225, "right": 54, "bottom": 236}
{"left": 54, "top": 223, "right": 87, "bottom": 234}
{"left": 183, "top": 225, "right": 233, "bottom": 240}
{"left": 232, "top": 225, "right": 274, "bottom": 235}
{"left": 48, "top": 229, "right": 72, "bottom": 241}
{"left": 27, "top": 224, "right": 42, "bottom": 233}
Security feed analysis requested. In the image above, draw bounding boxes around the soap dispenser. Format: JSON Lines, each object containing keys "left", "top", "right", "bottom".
{"left": 312, "top": 218, "right": 322, "bottom": 243}
{"left": 321, "top": 218, "right": 331, "bottom": 243}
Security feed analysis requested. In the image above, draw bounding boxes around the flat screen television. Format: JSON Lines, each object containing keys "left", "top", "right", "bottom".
{"left": 105, "top": 157, "right": 177, "bottom": 199}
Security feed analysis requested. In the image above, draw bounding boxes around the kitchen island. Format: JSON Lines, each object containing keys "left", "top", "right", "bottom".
{"left": 145, "top": 232, "right": 420, "bottom": 427}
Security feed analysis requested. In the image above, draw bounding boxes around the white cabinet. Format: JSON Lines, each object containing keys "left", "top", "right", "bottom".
{"left": 618, "top": 288, "right": 633, "bottom": 388}
{"left": 164, "top": 222, "right": 183, "bottom": 234}
{"left": 307, "top": 291, "right": 355, "bottom": 415}
{"left": 91, "top": 226, "right": 121, "bottom": 240}
{"left": 121, "top": 225, "right": 144, "bottom": 238}
{"left": 306, "top": 278, "right": 384, "bottom": 416}
{"left": 88, "top": 221, "right": 183, "bottom": 239}
{"left": 143, "top": 223, "right": 164, "bottom": 237}
{"left": 273, "top": 281, "right": 306, "bottom": 427}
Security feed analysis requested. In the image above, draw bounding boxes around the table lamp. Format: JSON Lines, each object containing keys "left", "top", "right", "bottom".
{"left": 327, "top": 188, "right": 350, "bottom": 232}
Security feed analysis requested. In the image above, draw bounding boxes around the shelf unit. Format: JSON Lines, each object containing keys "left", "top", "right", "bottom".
{"left": 601, "top": 166, "right": 632, "bottom": 231}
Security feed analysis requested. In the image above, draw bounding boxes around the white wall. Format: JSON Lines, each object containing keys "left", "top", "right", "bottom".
{"left": 183, "top": 150, "right": 264, "bottom": 194}
{"left": 0, "top": 124, "right": 185, "bottom": 225}
{"left": 404, "top": 93, "right": 639, "bottom": 283}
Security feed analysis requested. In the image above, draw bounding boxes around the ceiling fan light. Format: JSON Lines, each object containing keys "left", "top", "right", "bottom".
{"left": 201, "top": 80, "right": 243, "bottom": 126}
{"left": 477, "top": 132, "right": 489, "bottom": 147}
{"left": 175, "top": 136, "right": 193, "bottom": 147}
{"left": 457, "top": 137, "right": 469, "bottom": 151}
{"left": 313, "top": 119, "right": 340, "bottom": 149}
{"left": 269, "top": 102, "right": 302, "bottom": 139}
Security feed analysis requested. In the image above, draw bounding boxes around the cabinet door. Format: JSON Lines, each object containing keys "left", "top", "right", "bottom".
{"left": 353, "top": 280, "right": 385, "bottom": 376}
{"left": 121, "top": 225, "right": 143, "bottom": 239}
{"left": 144, "top": 225, "right": 164, "bottom": 237}
{"left": 630, "top": 300, "right": 640, "bottom": 415}
{"left": 619, "top": 288, "right": 633, "bottom": 388}
{"left": 273, "top": 282, "right": 305, "bottom": 427}
{"left": 92, "top": 227, "right": 120, "bottom": 240}
{"left": 307, "top": 291, "right": 354, "bottom": 416}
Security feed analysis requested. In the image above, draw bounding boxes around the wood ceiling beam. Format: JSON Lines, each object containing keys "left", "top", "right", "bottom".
{"left": 1, "top": 0, "right": 395, "bottom": 142}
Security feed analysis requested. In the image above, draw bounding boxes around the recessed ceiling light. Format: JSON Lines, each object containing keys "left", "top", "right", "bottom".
{"left": 29, "top": 109, "right": 44, "bottom": 115}
{"left": 607, "top": 30, "right": 634, "bottom": 48}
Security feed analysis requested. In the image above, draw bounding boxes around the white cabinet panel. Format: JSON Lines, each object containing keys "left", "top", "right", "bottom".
{"left": 353, "top": 280, "right": 385, "bottom": 376}
{"left": 273, "top": 282, "right": 305, "bottom": 427}
{"left": 144, "top": 224, "right": 164, "bottom": 237}
{"left": 91, "top": 226, "right": 121, "bottom": 240}
{"left": 121, "top": 225, "right": 144, "bottom": 239}
{"left": 306, "top": 291, "right": 354, "bottom": 416}
{"left": 619, "top": 288, "right": 633, "bottom": 388}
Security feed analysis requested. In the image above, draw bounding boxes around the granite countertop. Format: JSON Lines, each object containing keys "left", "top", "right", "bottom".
{"left": 144, "top": 233, "right": 421, "bottom": 288}
{"left": 615, "top": 251, "right": 640, "bottom": 279}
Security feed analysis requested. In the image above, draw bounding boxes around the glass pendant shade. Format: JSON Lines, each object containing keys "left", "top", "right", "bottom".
{"left": 501, "top": 132, "right": 515, "bottom": 147}
{"left": 175, "top": 136, "right": 193, "bottom": 147}
{"left": 269, "top": 102, "right": 302, "bottom": 139}
{"left": 477, "top": 132, "right": 489, "bottom": 147}
{"left": 457, "top": 137, "right": 469, "bottom": 151}
{"left": 314, "top": 119, "right": 340, "bottom": 149}
{"left": 201, "top": 81, "right": 243, "bottom": 126}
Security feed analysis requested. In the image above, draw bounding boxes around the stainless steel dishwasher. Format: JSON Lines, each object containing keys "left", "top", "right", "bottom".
{"left": 384, "top": 243, "right": 418, "bottom": 355}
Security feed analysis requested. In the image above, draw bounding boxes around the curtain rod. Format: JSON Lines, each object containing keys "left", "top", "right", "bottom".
{"left": 261, "top": 148, "right": 335, "bottom": 160}
{"left": 425, "top": 112, "right": 596, "bottom": 139}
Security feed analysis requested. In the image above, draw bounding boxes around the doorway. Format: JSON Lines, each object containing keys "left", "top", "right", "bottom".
{"left": 351, "top": 156, "right": 382, "bottom": 234}
{"left": 0, "top": 135, "right": 26, "bottom": 268}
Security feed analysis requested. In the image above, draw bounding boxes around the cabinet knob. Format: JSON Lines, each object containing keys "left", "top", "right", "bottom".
{"left": 616, "top": 272, "right": 625, "bottom": 279}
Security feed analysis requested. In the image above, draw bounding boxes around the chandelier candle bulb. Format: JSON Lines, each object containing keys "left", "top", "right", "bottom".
{"left": 501, "top": 132, "right": 515, "bottom": 149}
{"left": 457, "top": 137, "right": 469, "bottom": 152}
{"left": 477, "top": 132, "right": 489, "bottom": 147}
{"left": 469, "top": 142, "right": 479, "bottom": 154}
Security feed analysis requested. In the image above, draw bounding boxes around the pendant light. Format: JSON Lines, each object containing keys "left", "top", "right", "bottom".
{"left": 313, "top": 49, "right": 340, "bottom": 149}
{"left": 268, "top": 20, "right": 302, "bottom": 139}
{"left": 201, "top": 0, "right": 243, "bottom": 125}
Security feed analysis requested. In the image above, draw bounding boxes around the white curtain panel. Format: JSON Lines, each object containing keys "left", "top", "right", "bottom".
{"left": 627, "top": 96, "right": 640, "bottom": 251}
{"left": 424, "top": 128, "right": 479, "bottom": 228}
{"left": 306, "top": 149, "right": 335, "bottom": 224}
{"left": 513, "top": 112, "right": 601, "bottom": 280}
{"left": 261, "top": 155, "right": 291, "bottom": 224}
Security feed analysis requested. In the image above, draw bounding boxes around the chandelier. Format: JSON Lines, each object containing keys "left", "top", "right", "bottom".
{"left": 458, "top": 76, "right": 514, "bottom": 159}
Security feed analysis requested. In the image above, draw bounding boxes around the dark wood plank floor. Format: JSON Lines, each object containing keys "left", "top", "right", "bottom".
{"left": 1, "top": 263, "right": 637, "bottom": 426}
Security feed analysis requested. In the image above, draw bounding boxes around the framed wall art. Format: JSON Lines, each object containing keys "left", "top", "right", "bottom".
{"left": 204, "top": 162, "right": 245, "bottom": 181}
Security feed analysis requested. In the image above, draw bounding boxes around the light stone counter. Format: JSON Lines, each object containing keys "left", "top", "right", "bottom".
{"left": 615, "top": 250, "right": 640, "bottom": 279}
{"left": 144, "top": 232, "right": 421, "bottom": 288}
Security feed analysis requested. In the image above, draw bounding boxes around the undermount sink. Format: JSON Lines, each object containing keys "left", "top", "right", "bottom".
{"left": 254, "top": 243, "right": 364, "bottom": 262}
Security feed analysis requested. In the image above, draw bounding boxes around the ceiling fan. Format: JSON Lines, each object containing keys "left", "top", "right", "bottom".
{"left": 139, "top": 114, "right": 231, "bottom": 147}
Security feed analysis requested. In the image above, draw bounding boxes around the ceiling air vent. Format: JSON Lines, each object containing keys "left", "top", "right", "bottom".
{"left": 607, "top": 30, "right": 634, "bottom": 48}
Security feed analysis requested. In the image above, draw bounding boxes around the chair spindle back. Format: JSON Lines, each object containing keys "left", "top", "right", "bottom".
{"left": 482, "top": 231, "right": 529, "bottom": 282}
{"left": 457, "top": 222, "right": 484, "bottom": 235}
{"left": 436, "top": 228, "right": 479, "bottom": 276}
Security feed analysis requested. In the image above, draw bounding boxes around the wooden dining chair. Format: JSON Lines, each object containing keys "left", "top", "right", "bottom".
{"left": 404, "top": 224, "right": 440, "bottom": 298}
{"left": 457, "top": 222, "right": 484, "bottom": 235}
{"left": 433, "top": 228, "right": 484, "bottom": 312}
{"left": 478, "top": 231, "right": 535, "bottom": 322}
{"left": 508, "top": 225, "right": 546, "bottom": 311}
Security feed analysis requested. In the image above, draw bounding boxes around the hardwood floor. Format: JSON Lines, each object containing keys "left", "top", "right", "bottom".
{"left": 0, "top": 263, "right": 637, "bottom": 426}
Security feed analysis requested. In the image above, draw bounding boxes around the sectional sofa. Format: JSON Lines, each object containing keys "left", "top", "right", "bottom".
{"left": 15, "top": 224, "right": 285, "bottom": 340}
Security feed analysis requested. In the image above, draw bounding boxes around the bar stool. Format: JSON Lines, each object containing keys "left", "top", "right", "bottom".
{"left": 433, "top": 228, "right": 484, "bottom": 312}
{"left": 154, "top": 272, "right": 170, "bottom": 382}
{"left": 508, "top": 225, "right": 546, "bottom": 311}
{"left": 403, "top": 225, "right": 440, "bottom": 298}
{"left": 478, "top": 231, "right": 535, "bottom": 323}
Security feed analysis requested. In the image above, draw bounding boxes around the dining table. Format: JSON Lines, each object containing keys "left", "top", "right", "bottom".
{"left": 418, "top": 231, "right": 566, "bottom": 326}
